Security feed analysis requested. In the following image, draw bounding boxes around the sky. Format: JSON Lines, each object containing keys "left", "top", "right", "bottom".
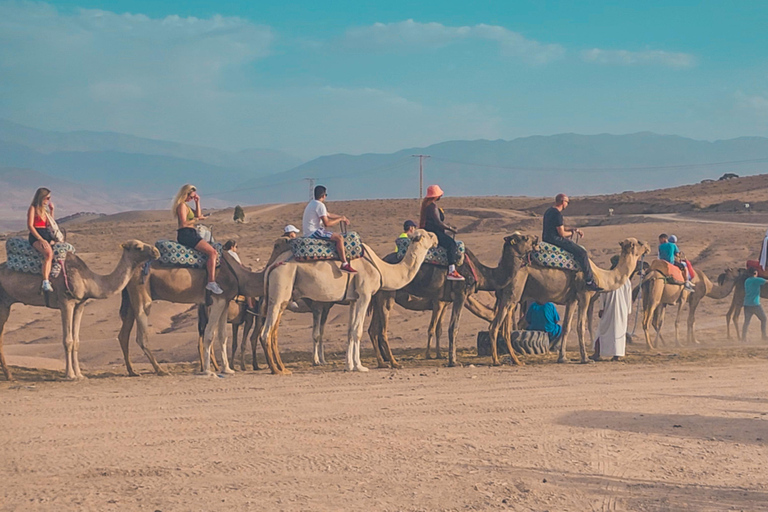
{"left": 1, "top": 0, "right": 767, "bottom": 159}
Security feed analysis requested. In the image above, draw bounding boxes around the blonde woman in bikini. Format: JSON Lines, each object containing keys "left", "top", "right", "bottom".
{"left": 27, "top": 187, "right": 55, "bottom": 292}
{"left": 171, "top": 184, "right": 223, "bottom": 294}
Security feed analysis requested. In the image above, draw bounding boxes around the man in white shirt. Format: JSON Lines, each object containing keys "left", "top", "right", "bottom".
{"left": 302, "top": 185, "right": 356, "bottom": 273}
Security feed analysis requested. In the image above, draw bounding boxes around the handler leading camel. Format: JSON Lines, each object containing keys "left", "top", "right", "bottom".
{"left": 543, "top": 194, "right": 601, "bottom": 291}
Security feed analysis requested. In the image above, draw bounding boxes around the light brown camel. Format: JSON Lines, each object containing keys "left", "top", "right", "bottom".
{"left": 367, "top": 233, "right": 539, "bottom": 369}
{"left": 0, "top": 241, "right": 159, "bottom": 381}
{"left": 260, "top": 229, "right": 438, "bottom": 373}
{"left": 118, "top": 238, "right": 293, "bottom": 376}
{"left": 725, "top": 270, "right": 766, "bottom": 340}
{"left": 489, "top": 238, "right": 651, "bottom": 364}
{"left": 641, "top": 266, "right": 741, "bottom": 348}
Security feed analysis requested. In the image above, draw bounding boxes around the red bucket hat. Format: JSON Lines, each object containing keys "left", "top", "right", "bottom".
{"left": 425, "top": 184, "right": 444, "bottom": 199}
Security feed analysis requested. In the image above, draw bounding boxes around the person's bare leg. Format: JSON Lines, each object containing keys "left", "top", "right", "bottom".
{"left": 331, "top": 233, "right": 347, "bottom": 264}
{"left": 34, "top": 240, "right": 53, "bottom": 282}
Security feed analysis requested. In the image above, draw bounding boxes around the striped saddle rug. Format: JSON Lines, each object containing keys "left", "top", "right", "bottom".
{"left": 5, "top": 237, "right": 75, "bottom": 276}
{"left": 395, "top": 236, "right": 465, "bottom": 267}
{"left": 289, "top": 232, "right": 364, "bottom": 262}
{"left": 155, "top": 240, "right": 223, "bottom": 269}
{"left": 530, "top": 241, "right": 582, "bottom": 271}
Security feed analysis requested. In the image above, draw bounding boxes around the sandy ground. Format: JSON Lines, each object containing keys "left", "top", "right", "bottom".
{"left": 2, "top": 188, "right": 768, "bottom": 510}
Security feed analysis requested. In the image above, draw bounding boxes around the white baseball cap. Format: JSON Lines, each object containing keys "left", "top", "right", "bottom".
{"left": 284, "top": 224, "right": 300, "bottom": 234}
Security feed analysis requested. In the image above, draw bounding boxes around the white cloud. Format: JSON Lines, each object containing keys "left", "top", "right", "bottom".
{"left": 580, "top": 48, "right": 696, "bottom": 68}
{"left": 735, "top": 91, "right": 768, "bottom": 112}
{"left": 343, "top": 19, "right": 565, "bottom": 64}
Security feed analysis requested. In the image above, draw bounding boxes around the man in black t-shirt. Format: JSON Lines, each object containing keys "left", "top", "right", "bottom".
{"left": 542, "top": 193, "right": 601, "bottom": 291}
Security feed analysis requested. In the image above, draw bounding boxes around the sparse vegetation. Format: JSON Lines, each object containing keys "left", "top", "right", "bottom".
{"left": 234, "top": 205, "right": 245, "bottom": 223}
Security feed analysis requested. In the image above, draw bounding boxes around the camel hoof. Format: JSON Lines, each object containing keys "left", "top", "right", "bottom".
{"left": 514, "top": 361, "right": 526, "bottom": 367}
{"left": 75, "top": 374, "right": 88, "bottom": 380}
{"left": 280, "top": 368, "right": 292, "bottom": 375}
{"left": 157, "top": 369, "right": 170, "bottom": 377}
{"left": 557, "top": 357, "right": 568, "bottom": 364}
{"left": 221, "top": 368, "right": 235, "bottom": 375}
{"left": 354, "top": 365, "right": 369, "bottom": 372}
{"left": 579, "top": 359, "right": 595, "bottom": 365}
{"left": 199, "top": 370, "right": 217, "bottom": 377}
{"left": 127, "top": 371, "right": 140, "bottom": 377}
{"left": 391, "top": 363, "right": 402, "bottom": 370}
{"left": 435, "top": 353, "right": 445, "bottom": 360}
{"left": 424, "top": 353, "right": 432, "bottom": 360}
{"left": 64, "top": 374, "right": 78, "bottom": 381}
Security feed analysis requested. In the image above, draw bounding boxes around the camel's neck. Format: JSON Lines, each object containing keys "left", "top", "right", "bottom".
{"left": 591, "top": 254, "right": 639, "bottom": 292}
{"left": 371, "top": 243, "right": 431, "bottom": 291}
{"left": 81, "top": 251, "right": 138, "bottom": 299}
{"left": 467, "top": 248, "right": 524, "bottom": 291}
{"left": 705, "top": 272, "right": 736, "bottom": 299}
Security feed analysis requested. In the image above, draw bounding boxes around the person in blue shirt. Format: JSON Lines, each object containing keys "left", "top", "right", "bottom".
{"left": 658, "top": 233, "right": 694, "bottom": 292}
{"left": 742, "top": 267, "right": 768, "bottom": 342}
{"left": 525, "top": 301, "right": 562, "bottom": 343}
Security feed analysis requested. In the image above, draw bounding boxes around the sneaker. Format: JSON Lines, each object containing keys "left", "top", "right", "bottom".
{"left": 340, "top": 262, "right": 357, "bottom": 274}
{"left": 41, "top": 280, "right": 53, "bottom": 293}
{"left": 684, "top": 282, "right": 695, "bottom": 292}
{"left": 446, "top": 270, "right": 465, "bottom": 281}
{"left": 206, "top": 281, "right": 224, "bottom": 294}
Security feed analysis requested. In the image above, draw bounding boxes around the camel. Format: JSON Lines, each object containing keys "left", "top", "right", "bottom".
{"left": 118, "top": 238, "right": 294, "bottom": 376}
{"left": 198, "top": 297, "right": 260, "bottom": 371}
{"left": 640, "top": 266, "right": 740, "bottom": 349}
{"left": 260, "top": 229, "right": 438, "bottom": 373}
{"left": 489, "top": 238, "right": 651, "bottom": 364}
{"left": 367, "top": 233, "right": 539, "bottom": 368}
{"left": 725, "top": 270, "right": 766, "bottom": 340}
{"left": 0, "top": 240, "right": 159, "bottom": 381}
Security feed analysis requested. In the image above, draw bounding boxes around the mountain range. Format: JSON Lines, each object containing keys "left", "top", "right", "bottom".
{"left": 2, "top": 118, "right": 768, "bottom": 230}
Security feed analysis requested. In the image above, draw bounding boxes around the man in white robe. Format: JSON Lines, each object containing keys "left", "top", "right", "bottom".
{"left": 592, "top": 255, "right": 633, "bottom": 361}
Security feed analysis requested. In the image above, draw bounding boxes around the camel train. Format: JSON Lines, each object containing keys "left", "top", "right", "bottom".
{"left": 0, "top": 185, "right": 755, "bottom": 381}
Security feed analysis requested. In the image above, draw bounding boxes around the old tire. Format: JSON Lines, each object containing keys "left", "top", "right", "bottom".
{"left": 477, "top": 330, "right": 549, "bottom": 356}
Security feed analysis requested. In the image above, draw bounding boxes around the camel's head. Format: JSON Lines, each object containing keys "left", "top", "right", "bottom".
{"left": 503, "top": 232, "right": 538, "bottom": 256}
{"left": 410, "top": 229, "right": 438, "bottom": 250}
{"left": 121, "top": 240, "right": 160, "bottom": 262}
{"left": 618, "top": 238, "right": 650, "bottom": 258}
{"left": 717, "top": 267, "right": 742, "bottom": 285}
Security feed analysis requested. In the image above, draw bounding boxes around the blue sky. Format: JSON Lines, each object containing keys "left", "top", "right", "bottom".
{"left": 1, "top": 0, "right": 766, "bottom": 159}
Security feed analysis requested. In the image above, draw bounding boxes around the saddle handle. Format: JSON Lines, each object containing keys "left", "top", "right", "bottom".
{"left": 339, "top": 221, "right": 348, "bottom": 236}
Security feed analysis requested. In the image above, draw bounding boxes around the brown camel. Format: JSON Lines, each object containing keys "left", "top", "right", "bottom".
{"left": 489, "top": 238, "right": 651, "bottom": 364}
{"left": 0, "top": 241, "right": 159, "bottom": 380}
{"left": 725, "top": 270, "right": 766, "bottom": 340}
{"left": 367, "top": 232, "right": 539, "bottom": 368}
{"left": 259, "top": 229, "right": 438, "bottom": 373}
{"left": 640, "top": 266, "right": 740, "bottom": 349}
{"left": 118, "top": 237, "right": 293, "bottom": 376}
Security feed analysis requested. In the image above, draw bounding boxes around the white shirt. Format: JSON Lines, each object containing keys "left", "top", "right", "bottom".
{"left": 302, "top": 199, "right": 328, "bottom": 236}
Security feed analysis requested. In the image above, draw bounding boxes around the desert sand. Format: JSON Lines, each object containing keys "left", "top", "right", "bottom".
{"left": 2, "top": 179, "right": 768, "bottom": 511}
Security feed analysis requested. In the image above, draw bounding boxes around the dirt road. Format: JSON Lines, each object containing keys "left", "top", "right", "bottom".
{"left": 3, "top": 355, "right": 767, "bottom": 511}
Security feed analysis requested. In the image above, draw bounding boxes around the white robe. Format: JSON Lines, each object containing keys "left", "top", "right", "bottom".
{"left": 760, "top": 229, "right": 768, "bottom": 270}
{"left": 593, "top": 278, "right": 632, "bottom": 357}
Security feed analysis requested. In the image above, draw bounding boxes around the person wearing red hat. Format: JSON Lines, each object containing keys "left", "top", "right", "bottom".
{"left": 419, "top": 184, "right": 464, "bottom": 281}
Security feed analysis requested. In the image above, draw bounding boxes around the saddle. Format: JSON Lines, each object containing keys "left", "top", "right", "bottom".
{"left": 5, "top": 237, "right": 75, "bottom": 276}
{"left": 650, "top": 259, "right": 685, "bottom": 284}
{"left": 155, "top": 240, "right": 223, "bottom": 269}
{"left": 746, "top": 260, "right": 768, "bottom": 278}
{"left": 289, "top": 232, "right": 364, "bottom": 262}
{"left": 395, "top": 236, "right": 465, "bottom": 267}
{"left": 530, "top": 241, "right": 582, "bottom": 271}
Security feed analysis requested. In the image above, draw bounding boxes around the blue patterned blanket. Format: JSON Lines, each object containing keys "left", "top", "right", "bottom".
{"left": 155, "top": 240, "right": 223, "bottom": 268}
{"left": 395, "top": 236, "right": 465, "bottom": 267}
{"left": 530, "top": 241, "right": 582, "bottom": 271}
{"left": 5, "top": 237, "right": 75, "bottom": 276}
{"left": 289, "top": 232, "right": 364, "bottom": 262}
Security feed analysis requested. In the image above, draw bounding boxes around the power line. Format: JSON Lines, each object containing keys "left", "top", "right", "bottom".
{"left": 411, "top": 154, "right": 430, "bottom": 200}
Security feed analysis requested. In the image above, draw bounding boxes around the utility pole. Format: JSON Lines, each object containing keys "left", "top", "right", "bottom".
{"left": 303, "top": 177, "right": 317, "bottom": 200}
{"left": 411, "top": 154, "right": 430, "bottom": 200}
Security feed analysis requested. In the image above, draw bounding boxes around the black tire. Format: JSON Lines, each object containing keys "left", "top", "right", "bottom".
{"left": 477, "top": 330, "right": 549, "bottom": 356}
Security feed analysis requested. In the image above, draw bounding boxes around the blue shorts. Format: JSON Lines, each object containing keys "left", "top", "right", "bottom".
{"left": 310, "top": 229, "right": 333, "bottom": 240}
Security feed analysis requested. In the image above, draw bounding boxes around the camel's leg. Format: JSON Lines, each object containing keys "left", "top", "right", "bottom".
{"left": 117, "top": 290, "right": 140, "bottom": 376}
{"left": 71, "top": 302, "right": 86, "bottom": 379}
{"left": 272, "top": 309, "right": 289, "bottom": 373}
{"left": 349, "top": 297, "right": 371, "bottom": 372}
{"left": 311, "top": 305, "right": 324, "bottom": 366}
{"left": 231, "top": 321, "right": 240, "bottom": 370}
{"left": 197, "top": 305, "right": 220, "bottom": 373}
{"left": 367, "top": 294, "right": 387, "bottom": 368}
{"left": 586, "top": 294, "right": 597, "bottom": 342}
{"left": 424, "top": 302, "right": 440, "bottom": 360}
{"left": 259, "top": 299, "right": 290, "bottom": 375}
{"left": 249, "top": 310, "right": 262, "bottom": 370}
{"left": 576, "top": 294, "right": 592, "bottom": 364}
{"left": 686, "top": 296, "right": 701, "bottom": 345}
{"left": 488, "top": 288, "right": 518, "bottom": 366}
{"left": 60, "top": 302, "right": 76, "bottom": 380}
{"left": 435, "top": 303, "right": 447, "bottom": 360}
{"left": 0, "top": 303, "right": 13, "bottom": 381}
{"left": 674, "top": 300, "right": 685, "bottom": 347}
{"left": 654, "top": 305, "right": 667, "bottom": 347}
{"left": 558, "top": 302, "right": 577, "bottom": 363}
{"left": 240, "top": 313, "right": 254, "bottom": 371}
{"left": 733, "top": 304, "right": 743, "bottom": 342}
{"left": 134, "top": 303, "right": 168, "bottom": 376}
{"left": 500, "top": 308, "right": 524, "bottom": 367}
{"left": 447, "top": 295, "right": 470, "bottom": 367}
{"left": 319, "top": 305, "right": 330, "bottom": 365}
{"left": 726, "top": 299, "right": 737, "bottom": 341}
{"left": 642, "top": 298, "right": 656, "bottom": 351}
{"left": 217, "top": 300, "right": 233, "bottom": 374}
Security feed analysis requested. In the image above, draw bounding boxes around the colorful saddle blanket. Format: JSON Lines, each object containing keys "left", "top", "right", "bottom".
{"left": 530, "top": 241, "right": 582, "bottom": 271}
{"left": 155, "top": 240, "right": 223, "bottom": 269}
{"left": 5, "top": 237, "right": 75, "bottom": 276}
{"left": 650, "top": 259, "right": 685, "bottom": 283}
{"left": 395, "top": 236, "right": 465, "bottom": 267}
{"left": 289, "top": 232, "right": 364, "bottom": 262}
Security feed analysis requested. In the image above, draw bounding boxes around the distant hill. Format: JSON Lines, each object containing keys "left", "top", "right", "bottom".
{"left": 227, "top": 133, "right": 768, "bottom": 204}
{"left": 0, "top": 119, "right": 302, "bottom": 197}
